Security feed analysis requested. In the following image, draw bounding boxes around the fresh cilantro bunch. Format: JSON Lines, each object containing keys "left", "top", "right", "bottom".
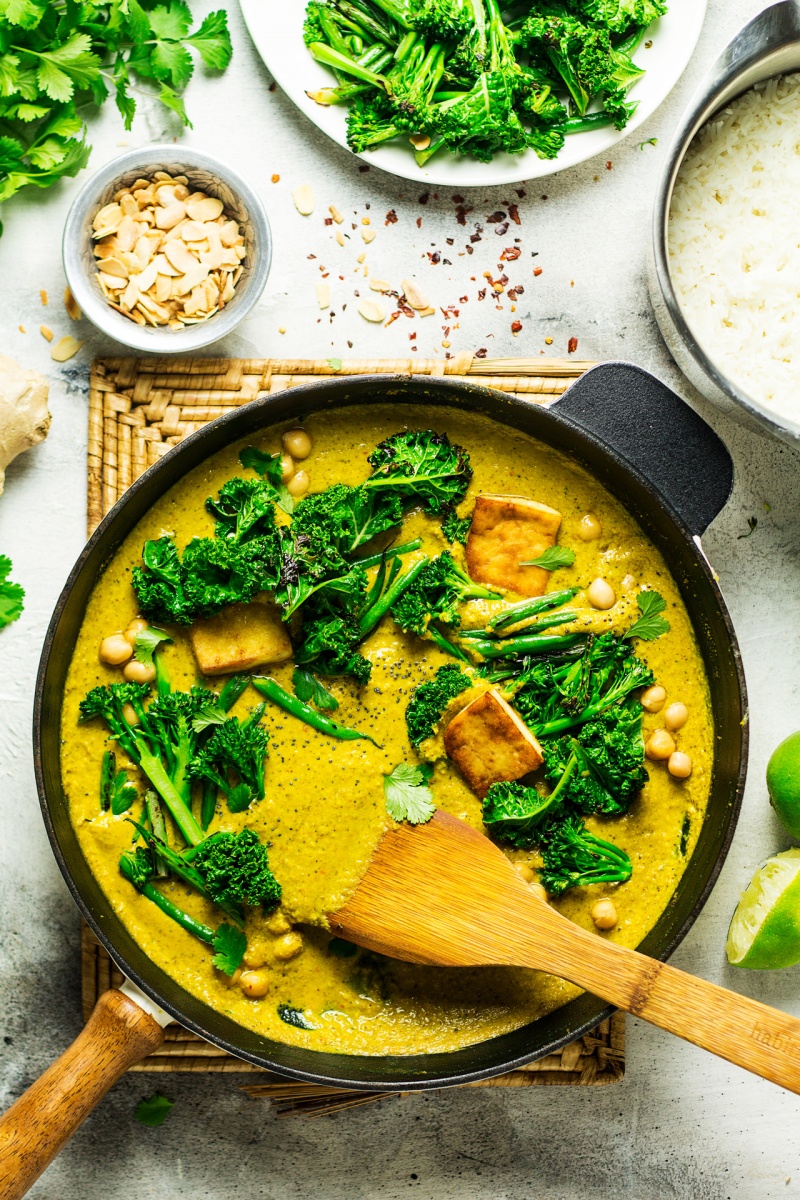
{"left": 0, "top": 0, "right": 233, "bottom": 229}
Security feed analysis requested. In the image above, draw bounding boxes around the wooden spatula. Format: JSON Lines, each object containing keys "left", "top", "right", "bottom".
{"left": 331, "top": 810, "right": 800, "bottom": 1093}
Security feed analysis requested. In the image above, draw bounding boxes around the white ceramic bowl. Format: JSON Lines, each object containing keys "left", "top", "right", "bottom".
{"left": 62, "top": 145, "right": 272, "bottom": 354}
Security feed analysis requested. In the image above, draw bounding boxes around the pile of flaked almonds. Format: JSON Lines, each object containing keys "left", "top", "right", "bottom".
{"left": 92, "top": 171, "right": 247, "bottom": 329}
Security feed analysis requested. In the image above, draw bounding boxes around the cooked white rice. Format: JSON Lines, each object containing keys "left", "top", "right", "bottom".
{"left": 669, "top": 74, "right": 800, "bottom": 421}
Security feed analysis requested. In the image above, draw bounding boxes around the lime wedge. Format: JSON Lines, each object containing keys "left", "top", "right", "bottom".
{"left": 767, "top": 731, "right": 800, "bottom": 838}
{"left": 726, "top": 849, "right": 800, "bottom": 969}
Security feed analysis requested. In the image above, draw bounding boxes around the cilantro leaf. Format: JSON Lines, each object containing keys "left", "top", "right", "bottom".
{"left": 187, "top": 11, "right": 233, "bottom": 70}
{"left": 625, "top": 590, "right": 670, "bottom": 642}
{"left": 133, "top": 625, "right": 173, "bottom": 665}
{"left": 211, "top": 923, "right": 246, "bottom": 975}
{"left": 34, "top": 34, "right": 101, "bottom": 102}
{"left": 0, "top": 0, "right": 47, "bottom": 29}
{"left": 521, "top": 546, "right": 576, "bottom": 571}
{"left": 191, "top": 703, "right": 227, "bottom": 734}
{"left": 150, "top": 39, "right": 193, "bottom": 89}
{"left": 134, "top": 1093, "right": 174, "bottom": 1127}
{"left": 383, "top": 762, "right": 435, "bottom": 825}
{"left": 292, "top": 667, "right": 339, "bottom": 712}
{"left": 0, "top": 555, "right": 24, "bottom": 628}
{"left": 147, "top": 1, "right": 192, "bottom": 41}
{"left": 111, "top": 770, "right": 137, "bottom": 815}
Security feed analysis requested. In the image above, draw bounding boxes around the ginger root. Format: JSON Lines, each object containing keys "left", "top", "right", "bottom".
{"left": 0, "top": 355, "right": 51, "bottom": 494}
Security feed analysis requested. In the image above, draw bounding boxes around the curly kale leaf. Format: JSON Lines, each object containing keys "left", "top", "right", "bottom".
{"left": 405, "top": 663, "right": 472, "bottom": 749}
{"left": 365, "top": 430, "right": 473, "bottom": 515}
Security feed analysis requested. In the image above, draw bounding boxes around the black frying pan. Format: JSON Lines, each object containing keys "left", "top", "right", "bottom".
{"left": 0, "top": 362, "right": 747, "bottom": 1197}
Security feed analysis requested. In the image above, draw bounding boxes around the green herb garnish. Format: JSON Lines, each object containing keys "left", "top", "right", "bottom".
{"left": 134, "top": 1092, "right": 174, "bottom": 1127}
{"left": 624, "top": 590, "right": 670, "bottom": 642}
{"left": 521, "top": 545, "right": 576, "bottom": 571}
{"left": 383, "top": 762, "right": 435, "bottom": 825}
{"left": 0, "top": 555, "right": 24, "bottom": 627}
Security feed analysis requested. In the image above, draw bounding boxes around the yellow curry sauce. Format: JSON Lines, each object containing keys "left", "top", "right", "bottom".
{"left": 60, "top": 405, "right": 713, "bottom": 1056}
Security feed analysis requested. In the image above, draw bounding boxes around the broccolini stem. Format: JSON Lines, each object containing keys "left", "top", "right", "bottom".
{"left": 308, "top": 42, "right": 390, "bottom": 90}
{"left": 251, "top": 677, "right": 381, "bottom": 746}
{"left": 415, "top": 135, "right": 446, "bottom": 167}
{"left": 355, "top": 538, "right": 422, "bottom": 569}
{"left": 495, "top": 609, "right": 579, "bottom": 636}
{"left": 565, "top": 105, "right": 638, "bottom": 135}
{"left": 133, "top": 736, "right": 205, "bottom": 846}
{"left": 359, "top": 554, "right": 429, "bottom": 635}
{"left": 120, "top": 853, "right": 215, "bottom": 944}
{"left": 428, "top": 625, "right": 472, "bottom": 663}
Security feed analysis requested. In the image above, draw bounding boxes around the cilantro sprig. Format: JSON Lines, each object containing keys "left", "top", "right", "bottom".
{"left": 625, "top": 590, "right": 670, "bottom": 642}
{"left": 383, "top": 762, "right": 435, "bottom": 825}
{"left": 134, "top": 1092, "right": 174, "bottom": 1127}
{"left": 0, "top": 1, "right": 232, "bottom": 228}
{"left": 0, "top": 554, "right": 24, "bottom": 627}
{"left": 521, "top": 545, "right": 576, "bottom": 572}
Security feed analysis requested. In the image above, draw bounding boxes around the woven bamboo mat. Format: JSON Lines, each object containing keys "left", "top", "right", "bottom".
{"left": 83, "top": 351, "right": 624, "bottom": 1111}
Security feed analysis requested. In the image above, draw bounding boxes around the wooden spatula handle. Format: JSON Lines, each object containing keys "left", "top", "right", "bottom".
{"left": 530, "top": 915, "right": 800, "bottom": 1094}
{"left": 0, "top": 989, "right": 164, "bottom": 1200}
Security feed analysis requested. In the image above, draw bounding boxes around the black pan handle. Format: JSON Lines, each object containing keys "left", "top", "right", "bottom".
{"left": 552, "top": 362, "right": 733, "bottom": 537}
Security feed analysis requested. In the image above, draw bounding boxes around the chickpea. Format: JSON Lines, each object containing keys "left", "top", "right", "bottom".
{"left": 668, "top": 751, "right": 693, "bottom": 779}
{"left": 222, "top": 968, "right": 242, "bottom": 989}
{"left": 646, "top": 728, "right": 676, "bottom": 761}
{"left": 239, "top": 969, "right": 271, "bottom": 998}
{"left": 123, "top": 659, "right": 156, "bottom": 684}
{"left": 99, "top": 633, "right": 133, "bottom": 666}
{"left": 122, "top": 702, "right": 140, "bottom": 726}
{"left": 664, "top": 702, "right": 689, "bottom": 732}
{"left": 515, "top": 862, "right": 535, "bottom": 884}
{"left": 123, "top": 618, "right": 149, "bottom": 646}
{"left": 287, "top": 470, "right": 310, "bottom": 498}
{"left": 280, "top": 453, "right": 295, "bottom": 483}
{"left": 272, "top": 931, "right": 304, "bottom": 961}
{"left": 591, "top": 898, "right": 618, "bottom": 930}
{"left": 588, "top": 578, "right": 616, "bottom": 610}
{"left": 641, "top": 685, "right": 666, "bottom": 713}
{"left": 530, "top": 883, "right": 548, "bottom": 903}
{"left": 266, "top": 908, "right": 292, "bottom": 935}
{"left": 282, "top": 428, "right": 312, "bottom": 460}
{"left": 242, "top": 938, "right": 270, "bottom": 970}
{"left": 578, "top": 513, "right": 602, "bottom": 541}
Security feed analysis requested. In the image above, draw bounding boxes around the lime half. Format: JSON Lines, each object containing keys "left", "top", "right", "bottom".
{"left": 726, "top": 849, "right": 800, "bottom": 969}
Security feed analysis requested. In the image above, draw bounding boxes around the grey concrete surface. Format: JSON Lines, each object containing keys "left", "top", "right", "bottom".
{"left": 1, "top": 1, "right": 800, "bottom": 1196}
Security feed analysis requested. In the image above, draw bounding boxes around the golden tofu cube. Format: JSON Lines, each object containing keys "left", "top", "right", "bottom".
{"left": 466, "top": 493, "right": 562, "bottom": 597}
{"left": 443, "top": 688, "right": 544, "bottom": 798}
{"left": 189, "top": 600, "right": 292, "bottom": 677}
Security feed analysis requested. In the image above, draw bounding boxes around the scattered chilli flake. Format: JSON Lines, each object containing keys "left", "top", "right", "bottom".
{"left": 534, "top": 267, "right": 543, "bottom": 277}
{"left": 500, "top": 247, "right": 521, "bottom": 261}
{"left": 568, "top": 337, "right": 579, "bottom": 354}
{"left": 385, "top": 210, "right": 398, "bottom": 225}
{"left": 511, "top": 321, "right": 522, "bottom": 335}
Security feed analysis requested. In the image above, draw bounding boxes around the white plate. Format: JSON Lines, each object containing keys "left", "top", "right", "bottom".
{"left": 239, "top": 0, "right": 707, "bottom": 186}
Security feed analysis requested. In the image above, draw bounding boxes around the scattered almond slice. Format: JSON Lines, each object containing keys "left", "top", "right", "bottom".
{"left": 292, "top": 184, "right": 315, "bottom": 216}
{"left": 370, "top": 279, "right": 390, "bottom": 292}
{"left": 40, "top": 289, "right": 48, "bottom": 306}
{"left": 362, "top": 228, "right": 376, "bottom": 244}
{"left": 40, "top": 324, "right": 53, "bottom": 341}
{"left": 358, "top": 299, "right": 384, "bottom": 323}
{"left": 335, "top": 229, "right": 345, "bottom": 247}
{"left": 409, "top": 133, "right": 431, "bottom": 150}
{"left": 51, "top": 335, "right": 83, "bottom": 362}
{"left": 64, "top": 288, "right": 81, "bottom": 321}
{"left": 329, "top": 205, "right": 344, "bottom": 224}
{"left": 419, "top": 305, "right": 436, "bottom": 317}
{"left": 316, "top": 282, "right": 330, "bottom": 309}
{"left": 402, "top": 278, "right": 429, "bottom": 310}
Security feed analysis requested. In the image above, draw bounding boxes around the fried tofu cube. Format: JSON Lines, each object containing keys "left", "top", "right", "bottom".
{"left": 443, "top": 688, "right": 544, "bottom": 798}
{"left": 466, "top": 493, "right": 562, "bottom": 597}
{"left": 189, "top": 600, "right": 292, "bottom": 677}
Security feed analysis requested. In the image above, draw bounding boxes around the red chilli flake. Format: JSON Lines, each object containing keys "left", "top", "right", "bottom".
{"left": 385, "top": 210, "right": 398, "bottom": 225}
{"left": 419, "top": 192, "right": 430, "bottom": 205}
{"left": 455, "top": 206, "right": 468, "bottom": 225}
{"left": 475, "top": 347, "right": 488, "bottom": 358}
{"left": 416, "top": 217, "right": 422, "bottom": 229}
{"left": 533, "top": 266, "right": 543, "bottom": 277}
{"left": 568, "top": 336, "right": 579, "bottom": 354}
{"left": 500, "top": 246, "right": 521, "bottom": 261}
{"left": 486, "top": 210, "right": 506, "bottom": 223}
{"left": 606, "top": 161, "right": 612, "bottom": 170}
{"left": 511, "top": 320, "right": 522, "bottom": 334}
{"left": 507, "top": 203, "right": 521, "bottom": 225}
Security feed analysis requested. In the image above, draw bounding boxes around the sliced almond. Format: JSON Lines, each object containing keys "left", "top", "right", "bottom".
{"left": 120, "top": 279, "right": 140, "bottom": 311}
{"left": 172, "top": 261, "right": 210, "bottom": 296}
{"left": 419, "top": 305, "right": 436, "bottom": 317}
{"left": 155, "top": 202, "right": 187, "bottom": 230}
{"left": 133, "top": 260, "right": 160, "bottom": 294}
{"left": 51, "top": 335, "right": 83, "bottom": 362}
{"left": 292, "top": 184, "right": 315, "bottom": 216}
{"left": 185, "top": 195, "right": 224, "bottom": 222}
{"left": 329, "top": 204, "right": 344, "bottom": 224}
{"left": 370, "top": 278, "right": 390, "bottom": 292}
{"left": 93, "top": 202, "right": 122, "bottom": 234}
{"left": 120, "top": 193, "right": 139, "bottom": 219}
{"left": 154, "top": 274, "right": 173, "bottom": 303}
{"left": 151, "top": 252, "right": 181, "bottom": 278}
{"left": 134, "top": 235, "right": 156, "bottom": 269}
{"left": 316, "top": 282, "right": 330, "bottom": 309}
{"left": 98, "top": 256, "right": 129, "bottom": 279}
{"left": 362, "top": 227, "right": 376, "bottom": 244}
{"left": 163, "top": 238, "right": 199, "bottom": 275}
{"left": 402, "top": 278, "right": 429, "bottom": 310}
{"left": 98, "top": 272, "right": 126, "bottom": 292}
{"left": 221, "top": 274, "right": 235, "bottom": 303}
{"left": 358, "top": 299, "right": 384, "bottom": 323}
{"left": 219, "top": 220, "right": 241, "bottom": 247}
{"left": 64, "top": 287, "right": 82, "bottom": 321}
{"left": 173, "top": 183, "right": 189, "bottom": 201}
{"left": 155, "top": 183, "right": 178, "bottom": 206}
{"left": 409, "top": 133, "right": 431, "bottom": 151}
{"left": 40, "top": 324, "right": 53, "bottom": 341}
{"left": 115, "top": 215, "right": 139, "bottom": 254}
{"left": 179, "top": 220, "right": 208, "bottom": 242}
{"left": 200, "top": 225, "right": 224, "bottom": 270}
{"left": 335, "top": 229, "right": 345, "bottom": 247}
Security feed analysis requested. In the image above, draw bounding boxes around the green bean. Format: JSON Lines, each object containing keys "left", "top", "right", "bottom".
{"left": 252, "top": 677, "right": 381, "bottom": 746}
{"left": 145, "top": 791, "right": 169, "bottom": 878}
{"left": 355, "top": 538, "right": 422, "bottom": 570}
{"left": 428, "top": 625, "right": 472, "bottom": 663}
{"left": 488, "top": 588, "right": 580, "bottom": 630}
{"left": 471, "top": 632, "right": 585, "bottom": 660}
{"left": 100, "top": 749, "right": 115, "bottom": 811}
{"left": 120, "top": 854, "right": 216, "bottom": 944}
{"left": 359, "top": 555, "right": 429, "bottom": 636}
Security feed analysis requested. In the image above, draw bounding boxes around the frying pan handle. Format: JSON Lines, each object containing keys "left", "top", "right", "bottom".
{"left": 552, "top": 362, "right": 733, "bottom": 536}
{"left": 0, "top": 989, "right": 164, "bottom": 1199}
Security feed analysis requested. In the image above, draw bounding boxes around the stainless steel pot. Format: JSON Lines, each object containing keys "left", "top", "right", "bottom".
{"left": 0, "top": 363, "right": 748, "bottom": 1196}
{"left": 650, "top": 0, "right": 800, "bottom": 443}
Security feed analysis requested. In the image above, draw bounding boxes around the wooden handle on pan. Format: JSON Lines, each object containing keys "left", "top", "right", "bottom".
{"left": 0, "top": 989, "right": 165, "bottom": 1200}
